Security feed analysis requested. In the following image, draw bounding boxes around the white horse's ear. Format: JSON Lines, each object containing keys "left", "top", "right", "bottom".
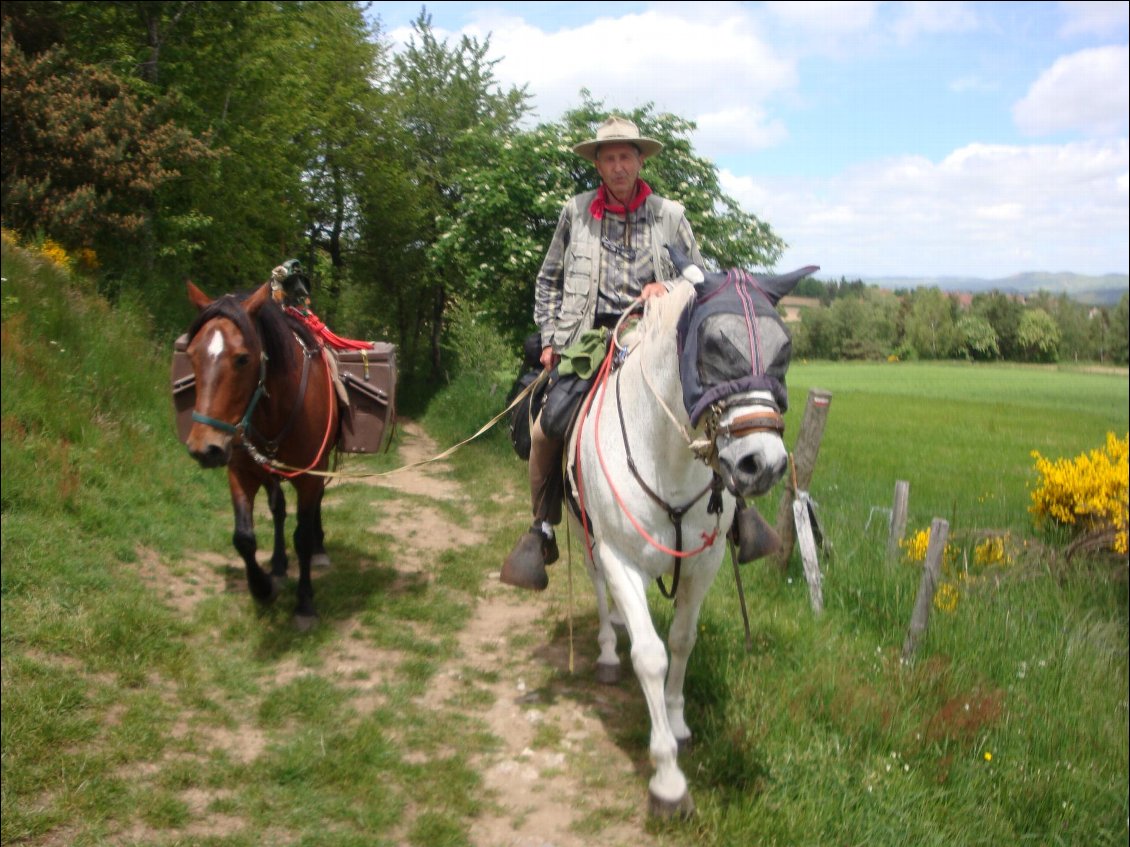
{"left": 665, "top": 244, "right": 705, "bottom": 284}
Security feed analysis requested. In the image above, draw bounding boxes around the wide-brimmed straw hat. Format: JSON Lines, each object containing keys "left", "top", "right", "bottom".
{"left": 572, "top": 116, "right": 663, "bottom": 162}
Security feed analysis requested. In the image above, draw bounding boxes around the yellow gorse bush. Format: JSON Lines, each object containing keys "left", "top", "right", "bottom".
{"left": 1029, "top": 432, "right": 1129, "bottom": 555}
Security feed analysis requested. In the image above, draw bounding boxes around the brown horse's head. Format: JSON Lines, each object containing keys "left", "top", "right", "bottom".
{"left": 183, "top": 282, "right": 272, "bottom": 468}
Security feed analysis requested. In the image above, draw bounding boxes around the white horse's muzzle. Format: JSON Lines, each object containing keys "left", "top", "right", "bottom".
{"left": 710, "top": 394, "right": 789, "bottom": 497}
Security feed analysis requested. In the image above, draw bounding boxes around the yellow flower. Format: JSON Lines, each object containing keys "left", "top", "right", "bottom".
{"left": 984, "top": 751, "right": 992, "bottom": 762}
{"left": 1030, "top": 433, "right": 1129, "bottom": 554}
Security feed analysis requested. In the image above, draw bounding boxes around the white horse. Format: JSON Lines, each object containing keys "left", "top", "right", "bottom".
{"left": 565, "top": 251, "right": 815, "bottom": 817}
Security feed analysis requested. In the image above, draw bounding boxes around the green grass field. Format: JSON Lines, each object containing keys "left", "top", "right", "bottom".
{"left": 3, "top": 238, "right": 1127, "bottom": 846}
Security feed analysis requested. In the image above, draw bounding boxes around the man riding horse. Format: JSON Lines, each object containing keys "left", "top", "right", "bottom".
{"left": 501, "top": 116, "right": 706, "bottom": 590}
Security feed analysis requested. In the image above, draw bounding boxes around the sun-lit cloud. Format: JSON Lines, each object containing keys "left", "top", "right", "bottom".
{"left": 1057, "top": 0, "right": 1130, "bottom": 38}
{"left": 1014, "top": 46, "right": 1130, "bottom": 137}
{"left": 725, "top": 139, "right": 1129, "bottom": 277}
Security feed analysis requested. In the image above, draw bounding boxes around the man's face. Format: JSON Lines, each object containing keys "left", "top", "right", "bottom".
{"left": 595, "top": 143, "right": 643, "bottom": 200}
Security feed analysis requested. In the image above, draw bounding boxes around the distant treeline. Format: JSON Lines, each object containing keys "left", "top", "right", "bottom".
{"left": 787, "top": 277, "right": 1129, "bottom": 365}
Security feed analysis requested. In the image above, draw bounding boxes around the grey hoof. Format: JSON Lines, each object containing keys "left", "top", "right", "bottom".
{"left": 648, "top": 789, "right": 695, "bottom": 819}
{"left": 595, "top": 661, "right": 621, "bottom": 685}
{"left": 311, "top": 552, "right": 331, "bottom": 569}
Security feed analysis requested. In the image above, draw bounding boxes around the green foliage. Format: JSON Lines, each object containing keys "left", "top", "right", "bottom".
{"left": 955, "top": 313, "right": 1000, "bottom": 360}
{"left": 1016, "top": 307, "right": 1061, "bottom": 362}
{"left": 0, "top": 20, "right": 215, "bottom": 259}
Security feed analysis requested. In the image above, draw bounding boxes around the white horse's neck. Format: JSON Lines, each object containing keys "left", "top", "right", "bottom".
{"left": 613, "top": 284, "right": 708, "bottom": 494}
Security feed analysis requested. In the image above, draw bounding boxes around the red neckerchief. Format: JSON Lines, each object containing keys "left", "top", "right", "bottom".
{"left": 589, "top": 180, "right": 652, "bottom": 220}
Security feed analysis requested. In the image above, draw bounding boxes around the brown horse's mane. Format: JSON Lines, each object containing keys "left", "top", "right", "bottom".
{"left": 187, "top": 290, "right": 322, "bottom": 372}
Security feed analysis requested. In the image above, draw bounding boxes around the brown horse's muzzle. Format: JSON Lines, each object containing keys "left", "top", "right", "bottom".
{"left": 187, "top": 426, "right": 233, "bottom": 468}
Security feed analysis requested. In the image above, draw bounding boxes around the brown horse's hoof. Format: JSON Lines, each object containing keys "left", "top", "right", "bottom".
{"left": 648, "top": 789, "right": 695, "bottom": 819}
{"left": 293, "top": 614, "right": 319, "bottom": 633}
{"left": 595, "top": 661, "right": 621, "bottom": 685}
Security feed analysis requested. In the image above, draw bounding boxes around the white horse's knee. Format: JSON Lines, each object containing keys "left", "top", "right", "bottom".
{"left": 631, "top": 641, "right": 668, "bottom": 681}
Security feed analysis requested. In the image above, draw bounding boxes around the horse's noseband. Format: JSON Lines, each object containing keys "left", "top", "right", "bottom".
{"left": 714, "top": 406, "right": 785, "bottom": 438}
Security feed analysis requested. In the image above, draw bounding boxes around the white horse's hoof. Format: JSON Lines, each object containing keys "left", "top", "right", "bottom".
{"left": 595, "top": 661, "right": 621, "bottom": 685}
{"left": 648, "top": 789, "right": 695, "bottom": 819}
{"left": 311, "top": 553, "right": 331, "bottom": 569}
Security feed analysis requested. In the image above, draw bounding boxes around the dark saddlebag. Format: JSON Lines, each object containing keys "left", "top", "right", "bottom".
{"left": 171, "top": 334, "right": 194, "bottom": 445}
{"left": 335, "top": 342, "right": 397, "bottom": 454}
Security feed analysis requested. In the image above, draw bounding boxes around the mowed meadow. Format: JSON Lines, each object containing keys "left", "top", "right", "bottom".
{"left": 3, "top": 238, "right": 1128, "bottom": 846}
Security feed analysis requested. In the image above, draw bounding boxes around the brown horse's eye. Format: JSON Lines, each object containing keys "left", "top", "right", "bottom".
{"left": 234, "top": 353, "right": 251, "bottom": 368}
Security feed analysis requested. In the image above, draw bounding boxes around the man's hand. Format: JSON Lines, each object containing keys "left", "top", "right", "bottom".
{"left": 540, "top": 346, "right": 560, "bottom": 371}
{"left": 640, "top": 282, "right": 668, "bottom": 301}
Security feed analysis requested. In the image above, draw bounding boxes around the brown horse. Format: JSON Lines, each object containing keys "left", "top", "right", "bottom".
{"left": 183, "top": 281, "right": 339, "bottom": 628}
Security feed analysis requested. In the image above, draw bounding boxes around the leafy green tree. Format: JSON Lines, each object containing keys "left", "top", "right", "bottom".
{"left": 1, "top": 20, "right": 214, "bottom": 263}
{"left": 904, "top": 287, "right": 958, "bottom": 359}
{"left": 1110, "top": 293, "right": 1129, "bottom": 365}
{"left": 972, "top": 290, "right": 1024, "bottom": 360}
{"left": 347, "top": 11, "right": 530, "bottom": 384}
{"left": 955, "top": 313, "right": 1000, "bottom": 360}
{"left": 1016, "top": 307, "right": 1061, "bottom": 362}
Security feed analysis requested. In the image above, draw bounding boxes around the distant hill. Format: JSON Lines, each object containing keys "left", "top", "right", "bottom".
{"left": 852, "top": 271, "right": 1129, "bottom": 305}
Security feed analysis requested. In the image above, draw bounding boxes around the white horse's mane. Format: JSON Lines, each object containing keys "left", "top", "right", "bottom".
{"left": 631, "top": 279, "right": 696, "bottom": 352}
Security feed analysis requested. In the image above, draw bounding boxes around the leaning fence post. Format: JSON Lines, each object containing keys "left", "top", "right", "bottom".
{"left": 901, "top": 518, "right": 948, "bottom": 663}
{"left": 886, "top": 480, "right": 910, "bottom": 563}
{"left": 773, "top": 388, "right": 832, "bottom": 573}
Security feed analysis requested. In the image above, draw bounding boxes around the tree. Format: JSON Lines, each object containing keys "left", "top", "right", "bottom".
{"left": 972, "top": 290, "right": 1024, "bottom": 360}
{"left": 1, "top": 21, "right": 214, "bottom": 260}
{"left": 955, "top": 314, "right": 1000, "bottom": 360}
{"left": 1016, "top": 308, "right": 1061, "bottom": 362}
{"left": 904, "top": 287, "right": 958, "bottom": 359}
{"left": 1111, "top": 293, "right": 1129, "bottom": 365}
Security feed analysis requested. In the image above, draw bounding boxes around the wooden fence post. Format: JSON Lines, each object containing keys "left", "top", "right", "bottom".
{"left": 901, "top": 518, "right": 949, "bottom": 663}
{"left": 773, "top": 388, "right": 832, "bottom": 572}
{"left": 793, "top": 494, "right": 824, "bottom": 614}
{"left": 886, "top": 480, "right": 910, "bottom": 563}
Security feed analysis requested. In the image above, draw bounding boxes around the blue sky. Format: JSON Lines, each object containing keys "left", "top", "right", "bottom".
{"left": 366, "top": 2, "right": 1129, "bottom": 281}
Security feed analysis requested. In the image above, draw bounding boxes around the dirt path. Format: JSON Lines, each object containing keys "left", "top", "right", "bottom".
{"left": 138, "top": 419, "right": 662, "bottom": 845}
{"left": 372, "top": 420, "right": 658, "bottom": 847}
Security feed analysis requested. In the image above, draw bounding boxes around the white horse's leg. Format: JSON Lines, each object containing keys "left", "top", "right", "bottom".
{"left": 585, "top": 554, "right": 621, "bottom": 684}
{"left": 598, "top": 542, "right": 694, "bottom": 817}
{"left": 665, "top": 553, "right": 723, "bottom": 746}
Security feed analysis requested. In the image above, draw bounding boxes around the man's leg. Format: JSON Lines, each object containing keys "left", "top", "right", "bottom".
{"left": 501, "top": 418, "right": 562, "bottom": 590}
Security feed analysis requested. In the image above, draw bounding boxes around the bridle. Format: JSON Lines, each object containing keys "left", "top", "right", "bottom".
{"left": 189, "top": 318, "right": 333, "bottom": 474}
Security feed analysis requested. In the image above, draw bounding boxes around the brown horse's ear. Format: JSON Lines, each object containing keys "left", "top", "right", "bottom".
{"left": 186, "top": 280, "right": 212, "bottom": 312}
{"left": 243, "top": 282, "right": 272, "bottom": 318}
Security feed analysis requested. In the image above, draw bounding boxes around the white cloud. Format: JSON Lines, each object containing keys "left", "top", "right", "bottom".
{"left": 393, "top": 7, "right": 796, "bottom": 156}
{"left": 1057, "top": 0, "right": 1130, "bottom": 38}
{"left": 1013, "top": 46, "right": 1130, "bottom": 138}
{"left": 725, "top": 139, "right": 1129, "bottom": 277}
{"left": 890, "top": 1, "right": 979, "bottom": 44}
{"left": 764, "top": 1, "right": 879, "bottom": 34}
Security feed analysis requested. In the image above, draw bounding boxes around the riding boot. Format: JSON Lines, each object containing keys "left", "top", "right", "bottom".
{"left": 501, "top": 420, "right": 562, "bottom": 590}
{"left": 729, "top": 500, "right": 782, "bottom": 563}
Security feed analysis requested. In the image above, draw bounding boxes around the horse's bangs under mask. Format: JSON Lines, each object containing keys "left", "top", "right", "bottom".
{"left": 678, "top": 274, "right": 792, "bottom": 427}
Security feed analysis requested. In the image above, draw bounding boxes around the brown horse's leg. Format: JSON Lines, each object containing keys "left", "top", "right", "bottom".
{"left": 229, "top": 470, "right": 277, "bottom": 605}
{"left": 291, "top": 476, "right": 325, "bottom": 627}
{"left": 266, "top": 479, "right": 289, "bottom": 581}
